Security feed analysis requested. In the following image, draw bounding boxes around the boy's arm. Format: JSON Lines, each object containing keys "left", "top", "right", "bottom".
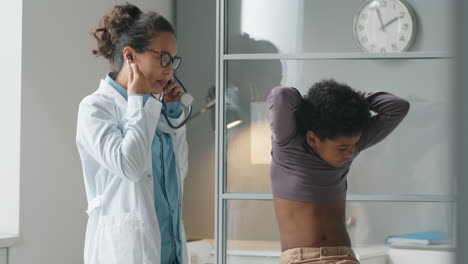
{"left": 357, "top": 91, "right": 410, "bottom": 151}
{"left": 267, "top": 86, "right": 303, "bottom": 146}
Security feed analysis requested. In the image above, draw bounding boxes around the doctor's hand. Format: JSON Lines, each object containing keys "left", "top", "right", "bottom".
{"left": 127, "top": 63, "right": 151, "bottom": 95}
{"left": 163, "top": 79, "right": 183, "bottom": 103}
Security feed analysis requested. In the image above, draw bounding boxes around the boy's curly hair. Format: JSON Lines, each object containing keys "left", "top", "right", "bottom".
{"left": 295, "top": 79, "right": 370, "bottom": 141}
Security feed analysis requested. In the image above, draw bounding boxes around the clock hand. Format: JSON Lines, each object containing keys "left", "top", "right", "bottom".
{"left": 376, "top": 8, "right": 386, "bottom": 32}
{"left": 381, "top": 17, "right": 400, "bottom": 31}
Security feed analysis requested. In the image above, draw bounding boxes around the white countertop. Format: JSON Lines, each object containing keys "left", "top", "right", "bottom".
{"left": 0, "top": 234, "right": 20, "bottom": 248}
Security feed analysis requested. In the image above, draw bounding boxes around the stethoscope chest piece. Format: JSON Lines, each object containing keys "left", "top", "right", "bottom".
{"left": 161, "top": 74, "right": 193, "bottom": 129}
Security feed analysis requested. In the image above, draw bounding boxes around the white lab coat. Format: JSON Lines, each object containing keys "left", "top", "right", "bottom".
{"left": 76, "top": 79, "right": 189, "bottom": 264}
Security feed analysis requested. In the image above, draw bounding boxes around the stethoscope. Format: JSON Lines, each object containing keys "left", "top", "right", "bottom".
{"left": 126, "top": 55, "right": 193, "bottom": 129}
{"left": 159, "top": 74, "right": 193, "bottom": 129}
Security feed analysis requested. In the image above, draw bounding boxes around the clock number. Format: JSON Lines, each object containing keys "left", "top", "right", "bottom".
{"left": 392, "top": 44, "right": 398, "bottom": 51}
{"left": 400, "top": 36, "right": 406, "bottom": 42}
{"left": 361, "top": 37, "right": 368, "bottom": 43}
{"left": 400, "top": 12, "right": 405, "bottom": 18}
{"left": 370, "top": 44, "right": 376, "bottom": 51}
{"left": 358, "top": 25, "right": 365, "bottom": 31}
{"left": 402, "top": 24, "right": 409, "bottom": 30}
{"left": 361, "top": 13, "right": 368, "bottom": 19}
{"left": 378, "top": 0, "right": 387, "bottom": 7}
{"left": 380, "top": 48, "right": 387, "bottom": 53}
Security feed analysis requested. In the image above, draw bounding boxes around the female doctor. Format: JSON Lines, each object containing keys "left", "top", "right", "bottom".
{"left": 76, "top": 4, "right": 189, "bottom": 264}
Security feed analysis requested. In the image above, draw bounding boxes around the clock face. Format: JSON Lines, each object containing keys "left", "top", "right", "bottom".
{"left": 353, "top": 0, "right": 416, "bottom": 53}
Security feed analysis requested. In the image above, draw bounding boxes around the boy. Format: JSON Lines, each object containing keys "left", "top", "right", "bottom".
{"left": 268, "top": 79, "right": 410, "bottom": 264}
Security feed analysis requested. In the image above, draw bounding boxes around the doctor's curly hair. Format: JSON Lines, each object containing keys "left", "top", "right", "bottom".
{"left": 91, "top": 3, "right": 174, "bottom": 73}
{"left": 294, "top": 79, "right": 370, "bottom": 141}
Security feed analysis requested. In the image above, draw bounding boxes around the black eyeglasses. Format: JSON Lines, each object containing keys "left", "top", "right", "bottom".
{"left": 144, "top": 48, "right": 181, "bottom": 70}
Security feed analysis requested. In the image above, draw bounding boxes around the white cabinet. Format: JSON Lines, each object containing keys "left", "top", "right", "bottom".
{"left": 0, "top": 248, "right": 7, "bottom": 264}
{"left": 388, "top": 247, "right": 455, "bottom": 264}
{"left": 355, "top": 246, "right": 388, "bottom": 264}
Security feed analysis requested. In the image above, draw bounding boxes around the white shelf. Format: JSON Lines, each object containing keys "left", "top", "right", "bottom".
{"left": 0, "top": 234, "right": 19, "bottom": 248}
{"left": 223, "top": 52, "right": 453, "bottom": 61}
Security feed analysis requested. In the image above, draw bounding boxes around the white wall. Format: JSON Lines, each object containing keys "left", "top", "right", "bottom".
{"left": 9, "top": 1, "right": 173, "bottom": 263}
{"left": 0, "top": 0, "right": 22, "bottom": 235}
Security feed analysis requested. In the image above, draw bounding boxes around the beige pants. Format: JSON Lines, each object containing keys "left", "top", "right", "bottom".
{"left": 279, "top": 246, "right": 360, "bottom": 264}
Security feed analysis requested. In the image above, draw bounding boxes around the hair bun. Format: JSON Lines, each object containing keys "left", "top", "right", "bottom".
{"left": 107, "top": 4, "right": 142, "bottom": 38}
{"left": 91, "top": 3, "right": 142, "bottom": 59}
